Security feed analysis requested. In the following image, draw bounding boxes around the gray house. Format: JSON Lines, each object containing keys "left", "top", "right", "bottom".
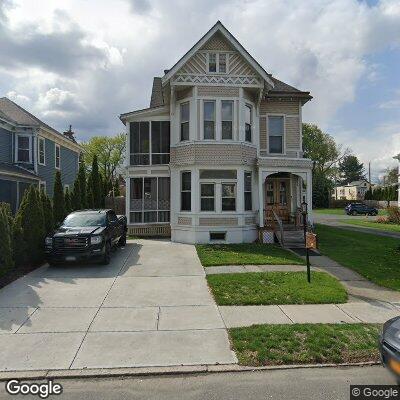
{"left": 0, "top": 97, "right": 81, "bottom": 212}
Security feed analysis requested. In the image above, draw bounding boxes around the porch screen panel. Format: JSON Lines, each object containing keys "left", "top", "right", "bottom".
{"left": 130, "top": 178, "right": 143, "bottom": 223}
{"left": 158, "top": 177, "right": 170, "bottom": 222}
{"left": 130, "top": 122, "right": 150, "bottom": 165}
{"left": 151, "top": 121, "right": 170, "bottom": 165}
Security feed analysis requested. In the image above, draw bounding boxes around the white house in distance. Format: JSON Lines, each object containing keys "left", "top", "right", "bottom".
{"left": 332, "top": 179, "right": 373, "bottom": 201}
{"left": 120, "top": 21, "right": 313, "bottom": 244}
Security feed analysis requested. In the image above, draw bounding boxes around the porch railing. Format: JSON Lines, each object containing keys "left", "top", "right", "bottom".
{"left": 271, "top": 209, "right": 284, "bottom": 248}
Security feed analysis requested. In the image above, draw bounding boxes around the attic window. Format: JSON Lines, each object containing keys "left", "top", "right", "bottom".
{"left": 208, "top": 53, "right": 227, "bottom": 74}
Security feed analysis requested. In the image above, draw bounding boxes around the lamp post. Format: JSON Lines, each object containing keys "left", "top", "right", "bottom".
{"left": 301, "top": 197, "right": 311, "bottom": 283}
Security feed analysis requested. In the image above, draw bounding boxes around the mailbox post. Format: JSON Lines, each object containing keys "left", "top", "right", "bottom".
{"left": 301, "top": 197, "right": 311, "bottom": 283}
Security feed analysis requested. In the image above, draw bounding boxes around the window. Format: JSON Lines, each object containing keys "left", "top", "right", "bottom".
{"left": 268, "top": 116, "right": 284, "bottom": 154}
{"left": 200, "top": 170, "right": 236, "bottom": 179}
{"left": 245, "top": 105, "right": 252, "bottom": 142}
{"left": 16, "top": 135, "right": 31, "bottom": 163}
{"left": 244, "top": 172, "right": 252, "bottom": 211}
{"left": 210, "top": 232, "right": 226, "bottom": 241}
{"left": 129, "top": 177, "right": 170, "bottom": 224}
{"left": 181, "top": 171, "right": 191, "bottom": 211}
{"left": 222, "top": 183, "right": 236, "bottom": 211}
{"left": 151, "top": 121, "right": 170, "bottom": 164}
{"left": 208, "top": 53, "right": 217, "bottom": 72}
{"left": 180, "top": 102, "right": 190, "bottom": 141}
{"left": 203, "top": 101, "right": 215, "bottom": 139}
{"left": 221, "top": 100, "right": 233, "bottom": 140}
{"left": 39, "top": 181, "right": 46, "bottom": 193}
{"left": 200, "top": 183, "right": 215, "bottom": 211}
{"left": 38, "top": 137, "right": 45, "bottom": 165}
{"left": 219, "top": 53, "right": 227, "bottom": 73}
{"left": 130, "top": 122, "right": 150, "bottom": 165}
{"left": 64, "top": 184, "right": 69, "bottom": 193}
{"left": 55, "top": 144, "right": 60, "bottom": 169}
{"left": 208, "top": 53, "right": 228, "bottom": 73}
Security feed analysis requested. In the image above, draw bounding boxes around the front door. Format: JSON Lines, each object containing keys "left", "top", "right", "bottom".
{"left": 265, "top": 178, "right": 291, "bottom": 223}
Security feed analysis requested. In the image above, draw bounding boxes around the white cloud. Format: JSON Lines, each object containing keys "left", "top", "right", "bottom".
{"left": 0, "top": 0, "right": 399, "bottom": 156}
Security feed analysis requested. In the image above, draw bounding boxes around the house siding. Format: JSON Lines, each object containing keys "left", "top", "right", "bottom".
{"left": 0, "top": 126, "right": 13, "bottom": 163}
{"left": 37, "top": 138, "right": 79, "bottom": 197}
{"left": 197, "top": 86, "right": 240, "bottom": 97}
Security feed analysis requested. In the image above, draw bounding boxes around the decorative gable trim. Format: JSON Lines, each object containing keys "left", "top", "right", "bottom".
{"left": 162, "top": 21, "right": 274, "bottom": 88}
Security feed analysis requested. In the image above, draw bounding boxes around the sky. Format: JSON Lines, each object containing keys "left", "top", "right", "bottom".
{"left": 1, "top": 0, "right": 400, "bottom": 181}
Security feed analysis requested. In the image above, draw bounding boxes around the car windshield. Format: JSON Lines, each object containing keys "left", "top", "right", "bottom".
{"left": 62, "top": 213, "right": 107, "bottom": 227}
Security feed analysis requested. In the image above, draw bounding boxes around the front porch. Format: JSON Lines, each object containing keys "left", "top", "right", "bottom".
{"left": 257, "top": 159, "right": 313, "bottom": 247}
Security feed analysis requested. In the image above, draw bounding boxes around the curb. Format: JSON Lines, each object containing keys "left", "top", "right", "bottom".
{"left": 0, "top": 361, "right": 381, "bottom": 381}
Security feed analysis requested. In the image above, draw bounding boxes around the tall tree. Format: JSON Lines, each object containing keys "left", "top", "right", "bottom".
{"left": 339, "top": 155, "right": 365, "bottom": 184}
{"left": 88, "top": 155, "right": 102, "bottom": 208}
{"left": 40, "top": 190, "right": 54, "bottom": 234}
{"left": 77, "top": 163, "right": 87, "bottom": 208}
{"left": 81, "top": 134, "right": 126, "bottom": 194}
{"left": 64, "top": 187, "right": 72, "bottom": 214}
{"left": 53, "top": 170, "right": 66, "bottom": 225}
{"left": 0, "top": 203, "right": 13, "bottom": 271}
{"left": 71, "top": 177, "right": 82, "bottom": 211}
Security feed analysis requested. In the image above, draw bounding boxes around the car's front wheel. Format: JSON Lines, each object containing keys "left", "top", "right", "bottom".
{"left": 101, "top": 242, "right": 111, "bottom": 265}
{"left": 118, "top": 233, "right": 127, "bottom": 247}
{"left": 351, "top": 210, "right": 358, "bottom": 216}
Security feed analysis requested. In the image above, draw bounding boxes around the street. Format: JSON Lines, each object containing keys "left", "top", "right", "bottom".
{"left": 0, "top": 366, "right": 396, "bottom": 400}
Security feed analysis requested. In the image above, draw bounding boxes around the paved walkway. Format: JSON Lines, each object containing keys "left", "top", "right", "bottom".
{"left": 206, "top": 257, "right": 400, "bottom": 328}
{"left": 0, "top": 239, "right": 236, "bottom": 371}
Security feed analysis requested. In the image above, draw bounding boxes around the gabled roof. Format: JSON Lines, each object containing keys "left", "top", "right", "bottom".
{"left": 0, "top": 97, "right": 81, "bottom": 148}
{"left": 0, "top": 162, "right": 40, "bottom": 180}
{"left": 162, "top": 21, "right": 275, "bottom": 87}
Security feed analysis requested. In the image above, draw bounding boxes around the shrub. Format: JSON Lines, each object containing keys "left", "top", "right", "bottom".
{"left": 376, "top": 216, "right": 389, "bottom": 224}
{"left": 65, "top": 187, "right": 72, "bottom": 214}
{"left": 40, "top": 190, "right": 54, "bottom": 234}
{"left": 0, "top": 203, "right": 14, "bottom": 273}
{"left": 77, "top": 163, "right": 87, "bottom": 208}
{"left": 387, "top": 206, "right": 400, "bottom": 225}
{"left": 71, "top": 177, "right": 81, "bottom": 211}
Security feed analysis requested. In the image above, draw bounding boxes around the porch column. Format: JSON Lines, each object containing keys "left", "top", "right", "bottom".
{"left": 258, "top": 169, "right": 264, "bottom": 227}
{"left": 306, "top": 170, "right": 313, "bottom": 223}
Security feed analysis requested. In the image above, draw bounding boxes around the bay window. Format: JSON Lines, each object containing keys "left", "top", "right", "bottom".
{"left": 203, "top": 101, "right": 216, "bottom": 140}
{"left": 181, "top": 171, "right": 191, "bottom": 211}
{"left": 222, "top": 183, "right": 236, "bottom": 211}
{"left": 221, "top": 100, "right": 233, "bottom": 140}
{"left": 268, "top": 116, "right": 284, "bottom": 154}
{"left": 244, "top": 172, "right": 252, "bottom": 211}
{"left": 245, "top": 105, "right": 252, "bottom": 142}
{"left": 200, "top": 183, "right": 215, "bottom": 211}
{"left": 129, "top": 177, "right": 170, "bottom": 224}
{"left": 180, "top": 102, "right": 190, "bottom": 141}
{"left": 16, "top": 135, "right": 31, "bottom": 163}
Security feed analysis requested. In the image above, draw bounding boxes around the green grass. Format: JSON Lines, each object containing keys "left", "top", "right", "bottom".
{"left": 342, "top": 219, "right": 400, "bottom": 233}
{"left": 316, "top": 224, "right": 400, "bottom": 290}
{"left": 206, "top": 271, "right": 347, "bottom": 305}
{"left": 229, "top": 323, "right": 381, "bottom": 366}
{"left": 196, "top": 243, "right": 305, "bottom": 267}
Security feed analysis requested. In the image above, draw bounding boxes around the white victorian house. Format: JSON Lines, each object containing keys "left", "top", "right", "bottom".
{"left": 120, "top": 21, "right": 313, "bottom": 244}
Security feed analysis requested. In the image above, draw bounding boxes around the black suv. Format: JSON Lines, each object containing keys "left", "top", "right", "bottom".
{"left": 345, "top": 203, "right": 378, "bottom": 216}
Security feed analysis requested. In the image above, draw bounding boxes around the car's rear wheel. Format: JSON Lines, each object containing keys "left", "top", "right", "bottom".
{"left": 101, "top": 242, "right": 111, "bottom": 265}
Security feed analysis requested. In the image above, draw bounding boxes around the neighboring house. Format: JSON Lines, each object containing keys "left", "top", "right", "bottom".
{"left": 394, "top": 154, "right": 400, "bottom": 207}
{"left": 0, "top": 97, "right": 81, "bottom": 213}
{"left": 120, "top": 21, "right": 313, "bottom": 244}
{"left": 333, "top": 179, "right": 373, "bottom": 201}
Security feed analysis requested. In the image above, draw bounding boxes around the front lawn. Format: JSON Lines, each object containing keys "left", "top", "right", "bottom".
{"left": 196, "top": 243, "right": 304, "bottom": 267}
{"left": 342, "top": 219, "right": 400, "bottom": 233}
{"left": 206, "top": 271, "right": 347, "bottom": 305}
{"left": 316, "top": 224, "right": 400, "bottom": 290}
{"left": 229, "top": 323, "right": 380, "bottom": 366}
{"left": 314, "top": 208, "right": 387, "bottom": 216}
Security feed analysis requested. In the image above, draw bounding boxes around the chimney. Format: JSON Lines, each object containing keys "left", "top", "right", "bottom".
{"left": 63, "top": 125, "right": 76, "bottom": 142}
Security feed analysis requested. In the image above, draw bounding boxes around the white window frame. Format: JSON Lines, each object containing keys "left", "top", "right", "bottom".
{"left": 180, "top": 102, "right": 190, "bottom": 142}
{"left": 38, "top": 136, "right": 46, "bottom": 166}
{"left": 55, "top": 144, "right": 61, "bottom": 169}
{"left": 207, "top": 52, "right": 229, "bottom": 74}
{"left": 221, "top": 100, "right": 234, "bottom": 141}
{"left": 15, "top": 134, "right": 32, "bottom": 164}
{"left": 64, "top": 184, "right": 70, "bottom": 193}
{"left": 267, "top": 114, "right": 286, "bottom": 155}
{"left": 244, "top": 171, "right": 252, "bottom": 211}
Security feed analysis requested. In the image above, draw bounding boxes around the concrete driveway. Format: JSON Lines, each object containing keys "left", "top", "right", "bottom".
{"left": 0, "top": 239, "right": 236, "bottom": 371}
